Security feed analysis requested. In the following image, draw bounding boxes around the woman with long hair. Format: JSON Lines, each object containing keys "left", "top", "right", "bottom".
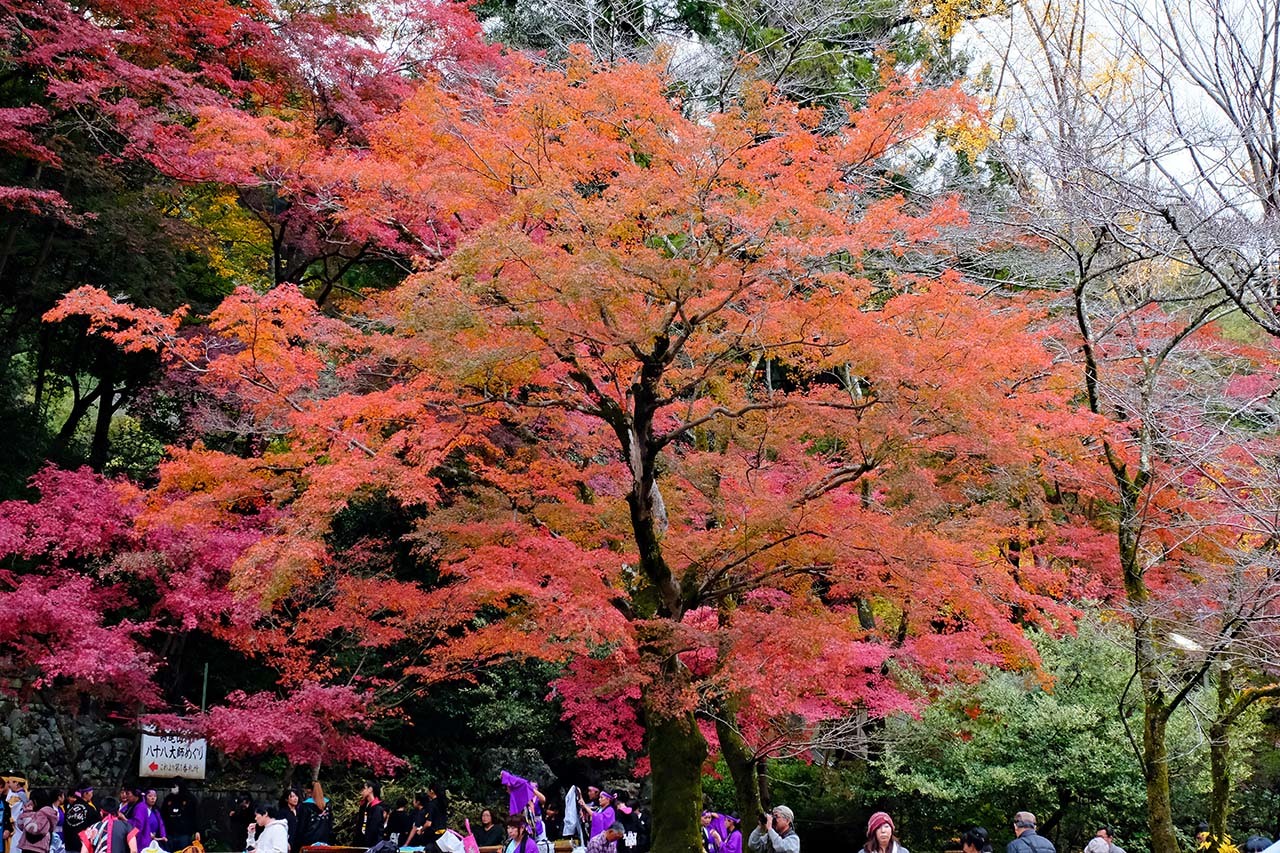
{"left": 864, "top": 813, "right": 908, "bottom": 853}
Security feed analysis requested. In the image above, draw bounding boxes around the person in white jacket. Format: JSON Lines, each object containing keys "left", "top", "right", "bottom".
{"left": 247, "top": 807, "right": 289, "bottom": 853}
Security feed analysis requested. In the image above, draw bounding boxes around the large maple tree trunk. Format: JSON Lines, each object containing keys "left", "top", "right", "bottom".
{"left": 646, "top": 679, "right": 707, "bottom": 853}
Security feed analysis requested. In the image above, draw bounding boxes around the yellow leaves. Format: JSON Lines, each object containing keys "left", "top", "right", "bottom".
{"left": 915, "top": 0, "right": 1009, "bottom": 41}
{"left": 172, "top": 186, "right": 273, "bottom": 288}
{"left": 938, "top": 112, "right": 998, "bottom": 158}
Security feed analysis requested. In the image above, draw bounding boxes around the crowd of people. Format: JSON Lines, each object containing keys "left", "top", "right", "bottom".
{"left": 1, "top": 776, "right": 201, "bottom": 853}
{"left": 6, "top": 771, "right": 1253, "bottom": 853}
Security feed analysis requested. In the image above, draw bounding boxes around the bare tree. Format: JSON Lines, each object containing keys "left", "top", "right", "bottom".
{"left": 976, "top": 3, "right": 1280, "bottom": 851}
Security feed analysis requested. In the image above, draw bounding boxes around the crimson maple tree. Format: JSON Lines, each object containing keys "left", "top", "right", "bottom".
{"left": 40, "top": 51, "right": 1105, "bottom": 848}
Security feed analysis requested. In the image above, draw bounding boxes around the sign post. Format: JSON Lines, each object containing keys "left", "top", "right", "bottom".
{"left": 139, "top": 729, "right": 208, "bottom": 780}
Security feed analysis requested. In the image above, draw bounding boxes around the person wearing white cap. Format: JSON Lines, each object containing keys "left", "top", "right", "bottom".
{"left": 747, "top": 806, "right": 798, "bottom": 853}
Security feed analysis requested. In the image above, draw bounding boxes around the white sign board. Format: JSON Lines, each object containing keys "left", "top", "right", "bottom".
{"left": 139, "top": 731, "right": 207, "bottom": 779}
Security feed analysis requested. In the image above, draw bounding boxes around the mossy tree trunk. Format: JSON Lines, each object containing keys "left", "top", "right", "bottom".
{"left": 646, "top": 681, "right": 708, "bottom": 853}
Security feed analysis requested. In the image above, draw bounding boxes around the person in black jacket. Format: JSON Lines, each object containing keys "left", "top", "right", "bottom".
{"left": 384, "top": 801, "right": 412, "bottom": 847}
{"left": 1005, "top": 813, "right": 1055, "bottom": 853}
{"left": 472, "top": 810, "right": 505, "bottom": 848}
{"left": 355, "top": 783, "right": 385, "bottom": 848}
{"left": 161, "top": 783, "right": 198, "bottom": 851}
{"left": 295, "top": 783, "right": 332, "bottom": 850}
{"left": 64, "top": 786, "right": 101, "bottom": 853}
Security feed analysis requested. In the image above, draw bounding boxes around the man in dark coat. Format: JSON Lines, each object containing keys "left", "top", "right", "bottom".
{"left": 1006, "top": 812, "right": 1055, "bottom": 853}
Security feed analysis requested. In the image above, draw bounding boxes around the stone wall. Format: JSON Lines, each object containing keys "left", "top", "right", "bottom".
{"left": 0, "top": 700, "right": 135, "bottom": 784}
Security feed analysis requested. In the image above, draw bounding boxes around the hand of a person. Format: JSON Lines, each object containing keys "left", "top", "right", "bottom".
{"left": 765, "top": 815, "right": 773, "bottom": 832}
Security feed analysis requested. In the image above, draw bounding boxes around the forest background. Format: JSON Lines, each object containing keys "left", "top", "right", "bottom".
{"left": 3, "top": 0, "right": 1280, "bottom": 851}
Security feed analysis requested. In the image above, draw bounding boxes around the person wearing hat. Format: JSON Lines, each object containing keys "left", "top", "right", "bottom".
{"left": 864, "top": 813, "right": 907, "bottom": 853}
{"left": 1006, "top": 812, "right": 1055, "bottom": 853}
{"left": 747, "top": 806, "right": 798, "bottom": 853}
{"left": 584, "top": 822, "right": 625, "bottom": 853}
{"left": 6, "top": 776, "right": 30, "bottom": 853}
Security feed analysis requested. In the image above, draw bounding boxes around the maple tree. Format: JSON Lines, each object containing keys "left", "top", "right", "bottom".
{"left": 35, "top": 48, "right": 1109, "bottom": 847}
{"left": 0, "top": 0, "right": 496, "bottom": 496}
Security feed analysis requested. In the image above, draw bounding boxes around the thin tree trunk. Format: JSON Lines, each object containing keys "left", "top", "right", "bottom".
{"left": 1208, "top": 667, "right": 1232, "bottom": 853}
{"left": 89, "top": 352, "right": 116, "bottom": 471}
{"left": 714, "top": 704, "right": 762, "bottom": 821}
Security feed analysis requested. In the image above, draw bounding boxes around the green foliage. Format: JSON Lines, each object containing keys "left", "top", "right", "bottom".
{"left": 876, "top": 618, "right": 1147, "bottom": 848}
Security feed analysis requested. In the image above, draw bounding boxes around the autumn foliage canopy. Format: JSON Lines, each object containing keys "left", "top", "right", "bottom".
{"left": 1, "top": 1, "right": 1119, "bottom": 842}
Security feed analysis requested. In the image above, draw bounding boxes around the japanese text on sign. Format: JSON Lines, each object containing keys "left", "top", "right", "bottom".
{"left": 139, "top": 731, "right": 207, "bottom": 779}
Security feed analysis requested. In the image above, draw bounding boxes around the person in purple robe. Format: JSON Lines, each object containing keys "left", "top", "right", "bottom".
{"left": 700, "top": 812, "right": 721, "bottom": 853}
{"left": 710, "top": 814, "right": 729, "bottom": 851}
{"left": 721, "top": 816, "right": 742, "bottom": 853}
{"left": 129, "top": 791, "right": 166, "bottom": 850}
{"left": 589, "top": 794, "right": 616, "bottom": 840}
{"left": 498, "top": 773, "right": 544, "bottom": 838}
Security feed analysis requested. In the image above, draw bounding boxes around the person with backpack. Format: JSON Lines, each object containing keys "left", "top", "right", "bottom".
{"left": 18, "top": 789, "right": 59, "bottom": 853}
{"left": 1006, "top": 813, "right": 1055, "bottom": 853}
{"left": 78, "top": 798, "right": 138, "bottom": 853}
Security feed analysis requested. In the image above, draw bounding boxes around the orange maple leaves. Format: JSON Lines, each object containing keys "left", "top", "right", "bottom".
{"left": 46, "top": 52, "right": 1103, "bottom": 762}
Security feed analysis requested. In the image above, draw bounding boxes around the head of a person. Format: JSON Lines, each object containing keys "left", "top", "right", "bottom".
{"left": 586, "top": 786, "right": 600, "bottom": 800}
{"left": 5, "top": 776, "right": 23, "bottom": 793}
{"left": 772, "top": 806, "right": 794, "bottom": 834}
{"left": 414, "top": 792, "right": 427, "bottom": 810}
{"left": 362, "top": 781, "right": 381, "bottom": 802}
{"left": 145, "top": 790, "right": 158, "bottom": 807}
{"left": 505, "top": 816, "right": 527, "bottom": 839}
{"left": 605, "top": 822, "right": 625, "bottom": 842}
{"left": 99, "top": 797, "right": 120, "bottom": 817}
{"left": 1245, "top": 837, "right": 1272, "bottom": 853}
{"left": 29, "top": 788, "right": 53, "bottom": 810}
{"left": 283, "top": 789, "right": 300, "bottom": 809}
{"left": 481, "top": 809, "right": 495, "bottom": 827}
{"left": 1013, "top": 813, "right": 1037, "bottom": 838}
{"left": 866, "top": 812, "right": 895, "bottom": 851}
{"left": 75, "top": 783, "right": 94, "bottom": 802}
{"left": 961, "top": 826, "right": 991, "bottom": 853}
{"left": 254, "top": 804, "right": 274, "bottom": 826}
{"left": 599, "top": 791, "right": 613, "bottom": 808}
{"left": 725, "top": 816, "right": 740, "bottom": 833}
{"left": 393, "top": 798, "right": 408, "bottom": 813}
{"left": 701, "top": 812, "right": 713, "bottom": 827}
